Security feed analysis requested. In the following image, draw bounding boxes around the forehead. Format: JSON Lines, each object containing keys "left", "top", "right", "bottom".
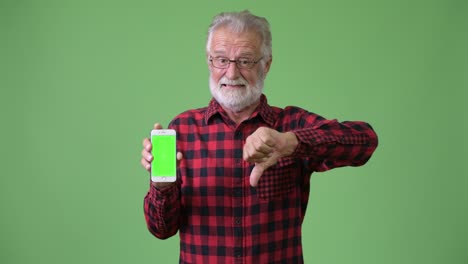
{"left": 210, "top": 27, "right": 262, "bottom": 56}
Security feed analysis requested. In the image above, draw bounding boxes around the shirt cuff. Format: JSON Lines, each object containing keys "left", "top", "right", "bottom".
{"left": 290, "top": 129, "right": 324, "bottom": 157}
{"left": 148, "top": 182, "right": 178, "bottom": 201}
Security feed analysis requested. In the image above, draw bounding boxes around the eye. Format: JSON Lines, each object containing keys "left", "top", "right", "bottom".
{"left": 238, "top": 58, "right": 251, "bottom": 66}
{"left": 217, "top": 57, "right": 229, "bottom": 64}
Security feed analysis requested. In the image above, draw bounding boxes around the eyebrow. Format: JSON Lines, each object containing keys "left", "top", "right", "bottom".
{"left": 211, "top": 50, "right": 256, "bottom": 58}
{"left": 211, "top": 51, "right": 226, "bottom": 57}
{"left": 238, "top": 52, "right": 255, "bottom": 57}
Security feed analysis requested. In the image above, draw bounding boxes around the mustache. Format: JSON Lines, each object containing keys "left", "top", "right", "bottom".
{"left": 218, "top": 76, "right": 248, "bottom": 87}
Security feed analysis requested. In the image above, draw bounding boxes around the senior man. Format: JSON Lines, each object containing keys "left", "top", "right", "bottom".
{"left": 141, "top": 10, "right": 378, "bottom": 263}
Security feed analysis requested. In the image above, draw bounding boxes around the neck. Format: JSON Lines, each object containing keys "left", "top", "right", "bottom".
{"left": 222, "top": 100, "right": 260, "bottom": 125}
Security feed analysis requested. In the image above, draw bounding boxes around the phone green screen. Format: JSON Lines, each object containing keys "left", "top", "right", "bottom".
{"left": 151, "top": 135, "right": 176, "bottom": 177}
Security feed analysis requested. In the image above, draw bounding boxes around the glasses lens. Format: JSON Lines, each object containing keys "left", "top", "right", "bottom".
{"left": 211, "top": 57, "right": 260, "bottom": 69}
{"left": 237, "top": 59, "right": 252, "bottom": 69}
{"left": 212, "top": 58, "right": 228, "bottom": 68}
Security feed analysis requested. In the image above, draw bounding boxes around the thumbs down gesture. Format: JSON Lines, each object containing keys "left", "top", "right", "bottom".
{"left": 243, "top": 127, "right": 298, "bottom": 187}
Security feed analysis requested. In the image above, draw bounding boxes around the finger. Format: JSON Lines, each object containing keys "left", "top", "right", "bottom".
{"left": 249, "top": 164, "right": 265, "bottom": 187}
{"left": 243, "top": 143, "right": 271, "bottom": 161}
{"left": 262, "top": 136, "right": 278, "bottom": 148}
{"left": 143, "top": 138, "right": 152, "bottom": 151}
{"left": 246, "top": 156, "right": 270, "bottom": 164}
{"left": 153, "top": 123, "right": 163, "bottom": 130}
{"left": 252, "top": 139, "right": 274, "bottom": 154}
{"left": 249, "top": 152, "right": 280, "bottom": 186}
{"left": 176, "top": 152, "right": 183, "bottom": 166}
{"left": 141, "top": 148, "right": 153, "bottom": 162}
{"left": 255, "top": 127, "right": 278, "bottom": 148}
{"left": 244, "top": 146, "right": 272, "bottom": 161}
{"left": 244, "top": 151, "right": 271, "bottom": 162}
{"left": 177, "top": 152, "right": 183, "bottom": 161}
{"left": 243, "top": 147, "right": 260, "bottom": 161}
{"left": 245, "top": 134, "right": 274, "bottom": 154}
{"left": 243, "top": 143, "right": 266, "bottom": 161}
{"left": 141, "top": 157, "right": 151, "bottom": 172}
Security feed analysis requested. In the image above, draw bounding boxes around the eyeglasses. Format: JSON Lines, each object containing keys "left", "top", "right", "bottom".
{"left": 209, "top": 56, "right": 263, "bottom": 70}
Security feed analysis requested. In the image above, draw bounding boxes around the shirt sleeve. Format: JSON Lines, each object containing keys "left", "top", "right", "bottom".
{"left": 143, "top": 181, "right": 181, "bottom": 239}
{"left": 291, "top": 114, "right": 378, "bottom": 172}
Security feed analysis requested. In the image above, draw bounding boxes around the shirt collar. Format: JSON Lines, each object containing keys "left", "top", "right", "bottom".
{"left": 204, "top": 94, "right": 276, "bottom": 127}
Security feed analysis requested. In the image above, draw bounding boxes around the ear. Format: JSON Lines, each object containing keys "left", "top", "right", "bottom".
{"left": 207, "top": 57, "right": 213, "bottom": 73}
{"left": 263, "top": 55, "right": 272, "bottom": 76}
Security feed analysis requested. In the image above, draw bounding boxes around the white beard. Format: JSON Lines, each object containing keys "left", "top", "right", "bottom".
{"left": 209, "top": 75, "right": 264, "bottom": 112}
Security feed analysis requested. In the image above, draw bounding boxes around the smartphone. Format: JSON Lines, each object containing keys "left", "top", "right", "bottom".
{"left": 150, "top": 129, "right": 177, "bottom": 182}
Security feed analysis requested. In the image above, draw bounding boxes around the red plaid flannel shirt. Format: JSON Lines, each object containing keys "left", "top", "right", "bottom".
{"left": 144, "top": 95, "right": 378, "bottom": 263}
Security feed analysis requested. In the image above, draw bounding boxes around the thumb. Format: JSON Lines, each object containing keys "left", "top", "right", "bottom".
{"left": 249, "top": 163, "right": 265, "bottom": 187}
{"left": 249, "top": 152, "right": 280, "bottom": 187}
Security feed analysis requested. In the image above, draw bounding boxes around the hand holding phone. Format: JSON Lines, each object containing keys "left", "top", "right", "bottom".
{"left": 150, "top": 129, "right": 177, "bottom": 182}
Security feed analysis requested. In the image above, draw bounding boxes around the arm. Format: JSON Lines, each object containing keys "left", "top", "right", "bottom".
{"left": 141, "top": 123, "right": 182, "bottom": 239}
{"left": 292, "top": 116, "right": 378, "bottom": 172}
{"left": 143, "top": 182, "right": 181, "bottom": 239}
{"left": 243, "top": 110, "right": 378, "bottom": 186}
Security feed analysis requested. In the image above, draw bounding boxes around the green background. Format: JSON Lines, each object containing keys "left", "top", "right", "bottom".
{"left": 1, "top": 0, "right": 466, "bottom": 263}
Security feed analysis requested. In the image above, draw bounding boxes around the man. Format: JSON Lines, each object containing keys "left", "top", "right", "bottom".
{"left": 141, "top": 10, "right": 378, "bottom": 263}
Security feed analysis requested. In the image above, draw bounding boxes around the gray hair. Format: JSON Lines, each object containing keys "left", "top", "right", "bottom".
{"left": 206, "top": 10, "right": 272, "bottom": 60}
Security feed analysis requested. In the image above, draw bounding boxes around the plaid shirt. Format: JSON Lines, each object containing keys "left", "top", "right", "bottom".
{"left": 144, "top": 95, "right": 378, "bottom": 263}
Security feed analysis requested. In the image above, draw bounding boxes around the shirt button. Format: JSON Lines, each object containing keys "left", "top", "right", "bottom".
{"left": 235, "top": 218, "right": 241, "bottom": 225}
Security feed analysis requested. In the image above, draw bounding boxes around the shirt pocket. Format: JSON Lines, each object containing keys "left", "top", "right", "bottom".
{"left": 256, "top": 157, "right": 296, "bottom": 201}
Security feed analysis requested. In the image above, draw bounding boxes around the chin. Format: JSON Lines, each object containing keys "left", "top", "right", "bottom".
{"left": 209, "top": 77, "right": 263, "bottom": 112}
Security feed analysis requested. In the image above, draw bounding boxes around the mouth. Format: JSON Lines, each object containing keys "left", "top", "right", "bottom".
{"left": 221, "top": 84, "right": 246, "bottom": 89}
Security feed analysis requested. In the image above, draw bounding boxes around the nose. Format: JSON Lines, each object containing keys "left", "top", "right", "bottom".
{"left": 225, "top": 61, "right": 241, "bottom": 79}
